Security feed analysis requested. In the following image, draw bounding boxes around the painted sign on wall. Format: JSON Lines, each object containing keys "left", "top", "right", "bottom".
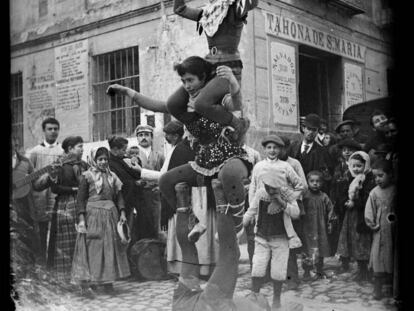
{"left": 55, "top": 39, "right": 88, "bottom": 111}
{"left": 269, "top": 41, "right": 298, "bottom": 126}
{"left": 264, "top": 11, "right": 366, "bottom": 63}
{"left": 344, "top": 62, "right": 364, "bottom": 109}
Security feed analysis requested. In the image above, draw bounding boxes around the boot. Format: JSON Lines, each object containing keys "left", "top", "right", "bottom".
{"left": 212, "top": 179, "right": 245, "bottom": 239}
{"left": 272, "top": 280, "right": 283, "bottom": 311}
{"left": 353, "top": 260, "right": 369, "bottom": 282}
{"left": 337, "top": 256, "right": 350, "bottom": 274}
{"left": 228, "top": 115, "right": 250, "bottom": 145}
{"left": 373, "top": 276, "right": 383, "bottom": 300}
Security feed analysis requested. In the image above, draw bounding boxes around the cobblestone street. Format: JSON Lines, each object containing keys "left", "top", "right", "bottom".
{"left": 13, "top": 243, "right": 398, "bottom": 311}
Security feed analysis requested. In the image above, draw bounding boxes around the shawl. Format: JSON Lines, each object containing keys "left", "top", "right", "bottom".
{"left": 85, "top": 147, "right": 122, "bottom": 194}
{"left": 348, "top": 151, "right": 371, "bottom": 200}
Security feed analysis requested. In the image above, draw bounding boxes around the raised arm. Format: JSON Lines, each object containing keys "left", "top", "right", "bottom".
{"left": 235, "top": 0, "right": 259, "bottom": 18}
{"left": 174, "top": 0, "right": 203, "bottom": 21}
{"left": 106, "top": 84, "right": 168, "bottom": 113}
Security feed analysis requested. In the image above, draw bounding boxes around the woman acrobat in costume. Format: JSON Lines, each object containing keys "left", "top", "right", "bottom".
{"left": 107, "top": 56, "right": 252, "bottom": 242}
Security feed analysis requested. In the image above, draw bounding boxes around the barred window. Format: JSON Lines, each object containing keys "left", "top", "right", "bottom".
{"left": 11, "top": 72, "right": 24, "bottom": 148}
{"left": 92, "top": 46, "right": 140, "bottom": 141}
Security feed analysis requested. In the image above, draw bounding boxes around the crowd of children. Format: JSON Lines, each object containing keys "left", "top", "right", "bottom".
{"left": 240, "top": 110, "right": 399, "bottom": 310}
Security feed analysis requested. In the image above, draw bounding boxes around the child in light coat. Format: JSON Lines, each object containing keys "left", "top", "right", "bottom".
{"left": 365, "top": 159, "right": 396, "bottom": 300}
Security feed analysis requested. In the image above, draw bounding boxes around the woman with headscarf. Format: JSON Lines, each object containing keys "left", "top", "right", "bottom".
{"left": 48, "top": 136, "right": 88, "bottom": 285}
{"left": 72, "top": 147, "right": 130, "bottom": 297}
{"left": 336, "top": 151, "right": 376, "bottom": 282}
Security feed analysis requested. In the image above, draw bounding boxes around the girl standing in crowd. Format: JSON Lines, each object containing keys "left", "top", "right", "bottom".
{"left": 301, "top": 171, "right": 336, "bottom": 281}
{"left": 72, "top": 147, "right": 130, "bottom": 296}
{"left": 337, "top": 151, "right": 376, "bottom": 282}
{"left": 365, "top": 159, "right": 396, "bottom": 300}
{"left": 48, "top": 136, "right": 87, "bottom": 285}
{"left": 329, "top": 139, "right": 361, "bottom": 264}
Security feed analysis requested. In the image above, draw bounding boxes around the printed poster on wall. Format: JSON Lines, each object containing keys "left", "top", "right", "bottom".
{"left": 269, "top": 41, "right": 298, "bottom": 126}
{"left": 344, "top": 62, "right": 364, "bottom": 109}
{"left": 26, "top": 70, "right": 55, "bottom": 111}
{"left": 55, "top": 39, "right": 88, "bottom": 111}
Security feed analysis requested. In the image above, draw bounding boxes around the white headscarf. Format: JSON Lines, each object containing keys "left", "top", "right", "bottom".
{"left": 86, "top": 147, "right": 122, "bottom": 194}
{"left": 348, "top": 151, "right": 371, "bottom": 177}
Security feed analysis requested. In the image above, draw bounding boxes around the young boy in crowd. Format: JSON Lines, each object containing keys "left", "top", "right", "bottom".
{"left": 337, "top": 151, "right": 376, "bottom": 282}
{"left": 302, "top": 171, "right": 336, "bottom": 280}
{"left": 365, "top": 159, "right": 396, "bottom": 300}
{"left": 243, "top": 169, "right": 301, "bottom": 311}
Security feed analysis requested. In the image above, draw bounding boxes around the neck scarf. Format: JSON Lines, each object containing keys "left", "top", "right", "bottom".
{"left": 86, "top": 147, "right": 121, "bottom": 194}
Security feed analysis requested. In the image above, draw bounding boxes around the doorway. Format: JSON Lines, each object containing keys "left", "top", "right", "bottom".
{"left": 298, "top": 45, "right": 342, "bottom": 129}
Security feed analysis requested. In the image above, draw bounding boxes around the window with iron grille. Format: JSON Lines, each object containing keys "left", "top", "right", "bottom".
{"left": 11, "top": 72, "right": 24, "bottom": 148}
{"left": 92, "top": 46, "right": 140, "bottom": 141}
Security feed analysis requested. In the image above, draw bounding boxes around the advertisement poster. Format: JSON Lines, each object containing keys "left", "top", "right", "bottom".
{"left": 344, "top": 62, "right": 364, "bottom": 109}
{"left": 55, "top": 39, "right": 88, "bottom": 111}
{"left": 269, "top": 41, "right": 298, "bottom": 126}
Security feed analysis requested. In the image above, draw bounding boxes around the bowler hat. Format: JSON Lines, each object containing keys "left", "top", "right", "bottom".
{"left": 337, "top": 138, "right": 361, "bottom": 150}
{"left": 374, "top": 143, "right": 391, "bottom": 155}
{"left": 261, "top": 134, "right": 285, "bottom": 147}
{"left": 335, "top": 119, "right": 355, "bottom": 133}
{"left": 163, "top": 120, "right": 184, "bottom": 135}
{"left": 303, "top": 114, "right": 321, "bottom": 129}
{"left": 135, "top": 124, "right": 154, "bottom": 135}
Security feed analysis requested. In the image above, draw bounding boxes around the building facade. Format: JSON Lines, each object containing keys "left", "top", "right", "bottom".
{"left": 10, "top": 0, "right": 393, "bottom": 153}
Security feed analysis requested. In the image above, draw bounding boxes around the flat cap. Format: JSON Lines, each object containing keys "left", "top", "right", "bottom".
{"left": 261, "top": 134, "right": 285, "bottom": 147}
{"left": 135, "top": 124, "right": 154, "bottom": 135}
{"left": 335, "top": 119, "right": 355, "bottom": 133}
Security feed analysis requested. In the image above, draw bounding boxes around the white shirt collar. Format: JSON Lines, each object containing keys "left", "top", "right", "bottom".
{"left": 265, "top": 157, "right": 279, "bottom": 163}
{"left": 43, "top": 140, "right": 58, "bottom": 148}
{"left": 301, "top": 141, "right": 314, "bottom": 153}
{"left": 139, "top": 145, "right": 152, "bottom": 159}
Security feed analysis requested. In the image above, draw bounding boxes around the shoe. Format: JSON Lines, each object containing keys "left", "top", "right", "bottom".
{"left": 188, "top": 223, "right": 207, "bottom": 243}
{"left": 286, "top": 279, "right": 299, "bottom": 290}
{"left": 79, "top": 287, "right": 96, "bottom": 299}
{"left": 311, "top": 272, "right": 326, "bottom": 281}
{"left": 302, "top": 270, "right": 312, "bottom": 282}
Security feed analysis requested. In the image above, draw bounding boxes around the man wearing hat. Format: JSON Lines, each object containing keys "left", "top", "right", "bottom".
{"left": 287, "top": 113, "right": 333, "bottom": 289}
{"left": 134, "top": 124, "right": 165, "bottom": 239}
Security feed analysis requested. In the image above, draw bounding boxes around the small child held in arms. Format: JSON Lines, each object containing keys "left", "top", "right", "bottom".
{"left": 301, "top": 171, "right": 336, "bottom": 281}
{"left": 365, "top": 159, "right": 396, "bottom": 300}
{"left": 243, "top": 168, "right": 302, "bottom": 310}
{"left": 123, "top": 146, "right": 141, "bottom": 171}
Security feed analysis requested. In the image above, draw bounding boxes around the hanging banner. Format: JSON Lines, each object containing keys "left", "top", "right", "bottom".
{"left": 344, "top": 62, "right": 364, "bottom": 109}
{"left": 55, "top": 39, "right": 88, "bottom": 111}
{"left": 264, "top": 11, "right": 366, "bottom": 63}
{"left": 269, "top": 41, "right": 298, "bottom": 126}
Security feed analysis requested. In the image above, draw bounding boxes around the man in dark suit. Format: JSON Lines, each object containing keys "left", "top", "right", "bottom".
{"left": 286, "top": 113, "right": 334, "bottom": 289}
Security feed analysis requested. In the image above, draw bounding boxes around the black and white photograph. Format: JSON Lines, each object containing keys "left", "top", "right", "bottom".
{"left": 10, "top": 0, "right": 402, "bottom": 310}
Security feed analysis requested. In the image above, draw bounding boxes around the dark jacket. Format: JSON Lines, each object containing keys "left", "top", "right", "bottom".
{"left": 108, "top": 153, "right": 142, "bottom": 215}
{"left": 161, "top": 138, "right": 196, "bottom": 227}
{"left": 288, "top": 140, "right": 334, "bottom": 176}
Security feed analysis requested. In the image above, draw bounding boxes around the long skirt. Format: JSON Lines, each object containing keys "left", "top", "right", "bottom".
{"left": 72, "top": 200, "right": 130, "bottom": 283}
{"left": 167, "top": 187, "right": 218, "bottom": 276}
{"left": 337, "top": 208, "right": 371, "bottom": 261}
{"left": 47, "top": 194, "right": 77, "bottom": 282}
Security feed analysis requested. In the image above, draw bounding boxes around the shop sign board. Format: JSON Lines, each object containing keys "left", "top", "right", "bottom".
{"left": 264, "top": 11, "right": 366, "bottom": 63}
